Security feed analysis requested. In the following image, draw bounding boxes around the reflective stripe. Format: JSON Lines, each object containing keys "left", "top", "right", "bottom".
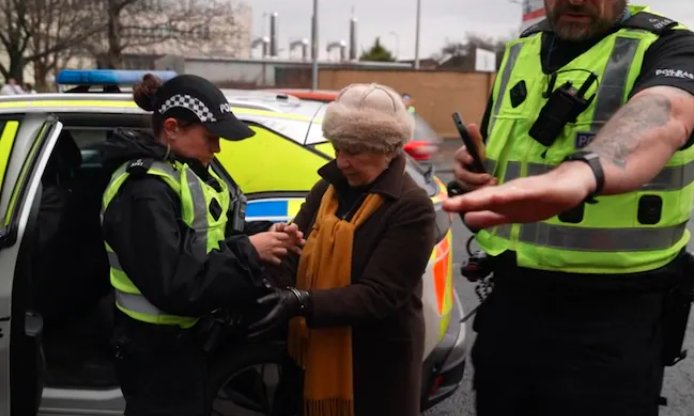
{"left": 116, "top": 290, "right": 165, "bottom": 317}
{"left": 151, "top": 160, "right": 179, "bottom": 179}
{"left": 519, "top": 222, "right": 686, "bottom": 252}
{"left": 516, "top": 161, "right": 694, "bottom": 191}
{"left": 489, "top": 43, "right": 523, "bottom": 136}
{"left": 497, "top": 224, "right": 512, "bottom": 239}
{"left": 183, "top": 168, "right": 209, "bottom": 256}
{"left": 504, "top": 161, "right": 521, "bottom": 183}
{"left": 484, "top": 159, "right": 498, "bottom": 176}
{"left": 592, "top": 37, "right": 641, "bottom": 128}
{"left": 527, "top": 163, "right": 550, "bottom": 177}
{"left": 107, "top": 250, "right": 122, "bottom": 270}
{"left": 643, "top": 161, "right": 694, "bottom": 191}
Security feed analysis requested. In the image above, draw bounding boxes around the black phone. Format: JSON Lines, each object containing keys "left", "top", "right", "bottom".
{"left": 452, "top": 112, "right": 486, "bottom": 173}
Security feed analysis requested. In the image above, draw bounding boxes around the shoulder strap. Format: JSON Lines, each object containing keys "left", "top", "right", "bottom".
{"left": 520, "top": 19, "right": 552, "bottom": 38}
{"left": 620, "top": 12, "right": 678, "bottom": 35}
{"left": 126, "top": 158, "right": 155, "bottom": 177}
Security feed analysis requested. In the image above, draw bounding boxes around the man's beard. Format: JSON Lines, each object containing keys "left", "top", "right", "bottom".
{"left": 547, "top": 1, "right": 626, "bottom": 42}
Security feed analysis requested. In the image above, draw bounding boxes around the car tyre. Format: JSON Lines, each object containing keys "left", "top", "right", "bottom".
{"left": 207, "top": 340, "right": 298, "bottom": 416}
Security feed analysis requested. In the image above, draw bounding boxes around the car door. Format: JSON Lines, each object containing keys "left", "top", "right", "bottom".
{"left": 0, "top": 114, "right": 63, "bottom": 416}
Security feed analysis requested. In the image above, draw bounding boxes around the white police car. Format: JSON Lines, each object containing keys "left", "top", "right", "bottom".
{"left": 0, "top": 70, "right": 466, "bottom": 415}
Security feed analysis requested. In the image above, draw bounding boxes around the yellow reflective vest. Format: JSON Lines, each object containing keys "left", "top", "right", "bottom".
{"left": 102, "top": 159, "right": 230, "bottom": 327}
{"left": 478, "top": 6, "right": 694, "bottom": 274}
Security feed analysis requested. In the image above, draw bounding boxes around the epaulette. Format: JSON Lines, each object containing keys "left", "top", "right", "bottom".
{"left": 621, "top": 12, "right": 678, "bottom": 35}
{"left": 520, "top": 19, "right": 552, "bottom": 38}
{"left": 126, "top": 158, "right": 154, "bottom": 177}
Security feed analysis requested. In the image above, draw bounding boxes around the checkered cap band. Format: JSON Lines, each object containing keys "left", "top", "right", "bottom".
{"left": 158, "top": 94, "right": 217, "bottom": 122}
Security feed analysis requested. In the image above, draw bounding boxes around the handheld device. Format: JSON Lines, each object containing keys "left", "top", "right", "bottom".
{"left": 452, "top": 112, "right": 486, "bottom": 173}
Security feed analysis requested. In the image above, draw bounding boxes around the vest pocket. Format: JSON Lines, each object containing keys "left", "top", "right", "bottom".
{"left": 637, "top": 195, "right": 663, "bottom": 225}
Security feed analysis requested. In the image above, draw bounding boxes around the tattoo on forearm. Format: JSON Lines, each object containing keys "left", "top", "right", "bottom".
{"left": 587, "top": 94, "right": 672, "bottom": 169}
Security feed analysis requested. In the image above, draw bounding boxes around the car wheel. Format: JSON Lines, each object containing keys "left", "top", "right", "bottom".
{"left": 207, "top": 341, "right": 296, "bottom": 416}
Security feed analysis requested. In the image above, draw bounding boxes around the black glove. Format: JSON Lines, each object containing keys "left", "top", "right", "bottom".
{"left": 247, "top": 287, "right": 312, "bottom": 338}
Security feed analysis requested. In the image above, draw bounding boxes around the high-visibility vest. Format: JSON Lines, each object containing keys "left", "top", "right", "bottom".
{"left": 478, "top": 6, "right": 694, "bottom": 274}
{"left": 102, "top": 159, "right": 231, "bottom": 327}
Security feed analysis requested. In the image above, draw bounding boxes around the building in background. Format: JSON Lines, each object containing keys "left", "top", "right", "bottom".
{"left": 124, "top": 0, "right": 252, "bottom": 59}
{"left": 521, "top": 0, "right": 546, "bottom": 31}
{"left": 59, "top": 0, "right": 252, "bottom": 74}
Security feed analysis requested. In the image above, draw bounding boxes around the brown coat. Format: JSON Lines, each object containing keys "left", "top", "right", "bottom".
{"left": 278, "top": 154, "right": 436, "bottom": 416}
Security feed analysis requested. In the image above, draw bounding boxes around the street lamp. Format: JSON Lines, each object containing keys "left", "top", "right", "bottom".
{"left": 311, "top": 0, "right": 319, "bottom": 90}
{"left": 414, "top": 0, "right": 421, "bottom": 69}
{"left": 388, "top": 31, "right": 400, "bottom": 60}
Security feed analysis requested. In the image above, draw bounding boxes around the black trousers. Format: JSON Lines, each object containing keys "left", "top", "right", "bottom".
{"left": 472, "top": 253, "right": 685, "bottom": 416}
{"left": 111, "top": 312, "right": 210, "bottom": 416}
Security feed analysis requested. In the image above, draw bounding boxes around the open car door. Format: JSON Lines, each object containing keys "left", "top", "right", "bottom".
{"left": 0, "top": 115, "right": 63, "bottom": 415}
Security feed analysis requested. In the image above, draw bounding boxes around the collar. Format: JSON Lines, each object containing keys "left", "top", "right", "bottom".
{"left": 173, "top": 154, "right": 210, "bottom": 179}
{"left": 318, "top": 152, "right": 407, "bottom": 200}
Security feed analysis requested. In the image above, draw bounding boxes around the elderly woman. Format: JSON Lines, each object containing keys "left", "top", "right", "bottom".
{"left": 251, "top": 83, "right": 436, "bottom": 416}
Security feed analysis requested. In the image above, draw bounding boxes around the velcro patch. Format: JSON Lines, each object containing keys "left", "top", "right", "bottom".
{"left": 575, "top": 132, "right": 596, "bottom": 149}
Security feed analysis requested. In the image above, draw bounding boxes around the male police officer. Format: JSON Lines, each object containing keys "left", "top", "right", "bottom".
{"left": 446, "top": 1, "right": 694, "bottom": 415}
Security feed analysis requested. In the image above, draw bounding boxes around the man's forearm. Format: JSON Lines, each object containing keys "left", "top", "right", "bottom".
{"left": 585, "top": 86, "right": 694, "bottom": 194}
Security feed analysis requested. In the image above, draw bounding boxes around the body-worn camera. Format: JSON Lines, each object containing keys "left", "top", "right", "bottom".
{"left": 529, "top": 73, "right": 597, "bottom": 147}
{"left": 227, "top": 182, "right": 247, "bottom": 234}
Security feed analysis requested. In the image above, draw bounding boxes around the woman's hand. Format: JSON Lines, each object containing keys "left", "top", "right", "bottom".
{"left": 249, "top": 232, "right": 293, "bottom": 265}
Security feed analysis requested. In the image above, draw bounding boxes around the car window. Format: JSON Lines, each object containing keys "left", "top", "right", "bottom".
{"left": 0, "top": 116, "right": 60, "bottom": 239}
{"left": 216, "top": 123, "right": 331, "bottom": 195}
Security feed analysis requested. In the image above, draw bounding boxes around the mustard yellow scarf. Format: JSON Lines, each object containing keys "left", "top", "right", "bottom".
{"left": 288, "top": 185, "right": 383, "bottom": 416}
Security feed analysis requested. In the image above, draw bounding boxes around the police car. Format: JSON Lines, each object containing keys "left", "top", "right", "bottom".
{"left": 0, "top": 70, "right": 466, "bottom": 415}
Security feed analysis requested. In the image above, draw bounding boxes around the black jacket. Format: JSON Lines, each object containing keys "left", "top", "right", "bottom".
{"left": 101, "top": 129, "right": 270, "bottom": 317}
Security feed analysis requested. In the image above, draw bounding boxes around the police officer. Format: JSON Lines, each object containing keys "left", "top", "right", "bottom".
{"left": 445, "top": 1, "right": 694, "bottom": 415}
{"left": 402, "top": 92, "right": 416, "bottom": 114}
{"left": 100, "top": 73, "right": 302, "bottom": 416}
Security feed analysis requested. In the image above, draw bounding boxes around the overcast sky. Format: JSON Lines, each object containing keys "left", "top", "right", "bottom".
{"left": 247, "top": 0, "right": 694, "bottom": 60}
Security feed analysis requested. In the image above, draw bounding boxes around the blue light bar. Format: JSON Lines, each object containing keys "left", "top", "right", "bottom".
{"left": 55, "top": 69, "right": 177, "bottom": 86}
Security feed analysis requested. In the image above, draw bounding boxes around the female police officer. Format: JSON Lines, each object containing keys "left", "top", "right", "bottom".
{"left": 100, "top": 73, "right": 301, "bottom": 416}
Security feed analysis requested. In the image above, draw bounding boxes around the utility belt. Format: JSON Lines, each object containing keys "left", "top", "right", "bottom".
{"left": 462, "top": 248, "right": 694, "bottom": 367}
{"left": 113, "top": 307, "right": 251, "bottom": 356}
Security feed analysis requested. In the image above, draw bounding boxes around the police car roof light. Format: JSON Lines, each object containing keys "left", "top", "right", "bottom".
{"left": 55, "top": 69, "right": 177, "bottom": 86}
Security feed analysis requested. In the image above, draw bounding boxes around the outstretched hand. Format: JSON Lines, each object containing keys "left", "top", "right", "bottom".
{"left": 443, "top": 163, "right": 595, "bottom": 229}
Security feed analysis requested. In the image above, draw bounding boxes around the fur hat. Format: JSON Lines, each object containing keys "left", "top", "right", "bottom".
{"left": 322, "top": 83, "right": 414, "bottom": 153}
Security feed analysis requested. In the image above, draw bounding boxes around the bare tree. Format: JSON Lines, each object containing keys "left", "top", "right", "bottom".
{"left": 95, "top": 0, "right": 247, "bottom": 69}
{"left": 0, "top": 0, "right": 30, "bottom": 82}
{"left": 435, "top": 32, "right": 510, "bottom": 70}
{"left": 27, "top": 0, "right": 104, "bottom": 91}
{"left": 0, "top": 0, "right": 104, "bottom": 85}
{"left": 0, "top": 0, "right": 247, "bottom": 87}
